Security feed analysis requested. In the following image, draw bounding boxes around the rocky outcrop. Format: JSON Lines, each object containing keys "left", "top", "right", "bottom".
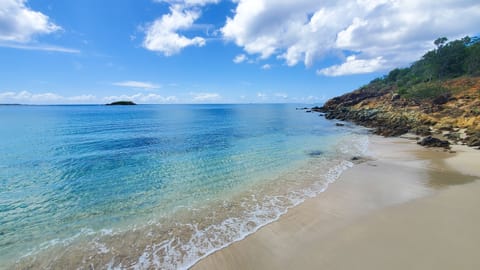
{"left": 317, "top": 77, "right": 480, "bottom": 148}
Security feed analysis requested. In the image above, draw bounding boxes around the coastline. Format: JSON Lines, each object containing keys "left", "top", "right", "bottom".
{"left": 192, "top": 135, "right": 480, "bottom": 270}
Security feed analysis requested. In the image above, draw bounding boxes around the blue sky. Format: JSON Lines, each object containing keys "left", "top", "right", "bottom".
{"left": 1, "top": 0, "right": 479, "bottom": 104}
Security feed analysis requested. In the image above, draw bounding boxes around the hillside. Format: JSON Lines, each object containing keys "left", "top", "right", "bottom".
{"left": 317, "top": 37, "right": 480, "bottom": 148}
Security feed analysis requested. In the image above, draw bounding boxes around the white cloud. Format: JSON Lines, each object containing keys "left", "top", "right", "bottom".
{"left": 0, "top": 0, "right": 61, "bottom": 43}
{"left": 261, "top": 64, "right": 271, "bottom": 70}
{"left": 233, "top": 54, "right": 247, "bottom": 63}
{"left": 143, "top": 0, "right": 217, "bottom": 56}
{"left": 143, "top": 6, "right": 205, "bottom": 56}
{"left": 68, "top": 94, "right": 97, "bottom": 102}
{"left": 0, "top": 91, "right": 96, "bottom": 104}
{"left": 155, "top": 0, "right": 220, "bottom": 6}
{"left": 317, "top": 55, "right": 385, "bottom": 76}
{"left": 190, "top": 92, "right": 221, "bottom": 102}
{"left": 222, "top": 0, "right": 480, "bottom": 75}
{"left": 0, "top": 42, "right": 79, "bottom": 53}
{"left": 0, "top": 91, "right": 180, "bottom": 104}
{"left": 274, "top": 92, "right": 287, "bottom": 98}
{"left": 256, "top": 92, "right": 267, "bottom": 100}
{"left": 113, "top": 81, "right": 161, "bottom": 90}
{"left": 104, "top": 93, "right": 178, "bottom": 104}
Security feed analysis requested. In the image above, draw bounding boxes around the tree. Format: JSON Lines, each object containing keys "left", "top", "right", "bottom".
{"left": 465, "top": 42, "right": 480, "bottom": 75}
{"left": 434, "top": 37, "right": 448, "bottom": 48}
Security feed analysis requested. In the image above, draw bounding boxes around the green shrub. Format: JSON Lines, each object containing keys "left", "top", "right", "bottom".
{"left": 397, "top": 82, "right": 450, "bottom": 100}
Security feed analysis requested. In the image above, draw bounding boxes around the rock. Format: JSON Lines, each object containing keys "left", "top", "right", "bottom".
{"left": 410, "top": 126, "right": 432, "bottom": 136}
{"left": 432, "top": 93, "right": 451, "bottom": 105}
{"left": 350, "top": 156, "right": 372, "bottom": 164}
{"left": 466, "top": 133, "right": 480, "bottom": 147}
{"left": 305, "top": 110, "right": 312, "bottom": 113}
{"left": 436, "top": 123, "right": 454, "bottom": 131}
{"left": 445, "top": 132, "right": 461, "bottom": 142}
{"left": 375, "top": 126, "right": 409, "bottom": 137}
{"left": 391, "top": 93, "right": 400, "bottom": 101}
{"left": 417, "top": 136, "right": 450, "bottom": 149}
{"left": 308, "top": 150, "right": 324, "bottom": 157}
{"left": 336, "top": 123, "right": 345, "bottom": 126}
{"left": 317, "top": 76, "right": 479, "bottom": 142}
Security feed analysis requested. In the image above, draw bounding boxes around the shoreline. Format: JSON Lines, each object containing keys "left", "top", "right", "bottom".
{"left": 192, "top": 135, "right": 480, "bottom": 270}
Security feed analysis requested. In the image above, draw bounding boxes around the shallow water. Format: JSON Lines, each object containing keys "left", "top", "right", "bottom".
{"left": 0, "top": 104, "right": 368, "bottom": 269}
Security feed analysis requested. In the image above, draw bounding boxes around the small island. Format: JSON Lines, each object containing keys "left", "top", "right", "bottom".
{"left": 106, "top": 101, "right": 136, "bottom": 106}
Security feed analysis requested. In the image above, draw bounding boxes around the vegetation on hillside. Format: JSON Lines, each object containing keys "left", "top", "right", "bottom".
{"left": 370, "top": 36, "right": 480, "bottom": 100}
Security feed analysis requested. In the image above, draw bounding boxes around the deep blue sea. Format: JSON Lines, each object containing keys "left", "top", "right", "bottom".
{"left": 0, "top": 104, "right": 368, "bottom": 269}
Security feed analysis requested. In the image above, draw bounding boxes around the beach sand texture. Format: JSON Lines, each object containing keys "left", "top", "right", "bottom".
{"left": 193, "top": 136, "right": 480, "bottom": 270}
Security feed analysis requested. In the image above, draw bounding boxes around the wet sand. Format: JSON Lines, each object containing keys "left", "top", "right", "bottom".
{"left": 192, "top": 136, "right": 480, "bottom": 270}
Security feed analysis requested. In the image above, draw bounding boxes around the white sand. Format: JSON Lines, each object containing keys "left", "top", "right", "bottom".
{"left": 192, "top": 136, "right": 480, "bottom": 270}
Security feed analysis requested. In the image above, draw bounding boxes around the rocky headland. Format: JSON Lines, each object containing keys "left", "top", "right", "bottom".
{"left": 315, "top": 37, "right": 480, "bottom": 149}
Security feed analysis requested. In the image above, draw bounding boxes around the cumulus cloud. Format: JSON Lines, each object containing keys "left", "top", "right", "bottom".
{"left": 0, "top": 91, "right": 180, "bottom": 104}
{"left": 0, "top": 0, "right": 61, "bottom": 42}
{"left": 155, "top": 0, "right": 220, "bottom": 6}
{"left": 112, "top": 81, "right": 161, "bottom": 90}
{"left": 261, "top": 64, "right": 271, "bottom": 70}
{"left": 190, "top": 92, "right": 221, "bottom": 102}
{"left": 143, "top": 5, "right": 206, "bottom": 56}
{"left": 0, "top": 91, "right": 96, "bottom": 104}
{"left": 143, "top": 0, "right": 221, "bottom": 56}
{"left": 296, "top": 95, "right": 324, "bottom": 103}
{"left": 317, "top": 55, "right": 385, "bottom": 76}
{"left": 222, "top": 0, "right": 480, "bottom": 75}
{"left": 233, "top": 54, "right": 247, "bottom": 63}
{"left": 256, "top": 92, "right": 267, "bottom": 101}
{"left": 104, "top": 93, "right": 178, "bottom": 104}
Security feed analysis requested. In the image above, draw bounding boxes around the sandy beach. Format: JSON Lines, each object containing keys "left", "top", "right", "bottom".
{"left": 192, "top": 136, "right": 480, "bottom": 270}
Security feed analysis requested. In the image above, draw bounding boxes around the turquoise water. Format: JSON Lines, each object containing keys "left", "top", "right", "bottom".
{"left": 0, "top": 104, "right": 368, "bottom": 269}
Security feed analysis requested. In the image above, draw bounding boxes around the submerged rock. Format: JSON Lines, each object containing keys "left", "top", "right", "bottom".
{"left": 307, "top": 150, "right": 324, "bottom": 157}
{"left": 417, "top": 136, "right": 450, "bottom": 149}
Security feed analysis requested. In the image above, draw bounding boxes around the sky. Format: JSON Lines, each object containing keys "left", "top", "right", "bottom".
{"left": 0, "top": 0, "right": 479, "bottom": 104}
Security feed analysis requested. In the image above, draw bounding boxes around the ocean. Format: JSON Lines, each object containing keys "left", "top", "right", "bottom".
{"left": 0, "top": 104, "right": 368, "bottom": 269}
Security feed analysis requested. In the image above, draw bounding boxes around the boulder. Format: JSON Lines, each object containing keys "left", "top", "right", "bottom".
{"left": 391, "top": 93, "right": 401, "bottom": 101}
{"left": 417, "top": 136, "right": 450, "bottom": 149}
{"left": 432, "top": 93, "right": 451, "bottom": 105}
{"left": 466, "top": 133, "right": 480, "bottom": 147}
